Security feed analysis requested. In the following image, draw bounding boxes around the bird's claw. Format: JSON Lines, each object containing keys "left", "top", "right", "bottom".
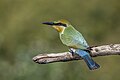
{"left": 87, "top": 45, "right": 97, "bottom": 50}
{"left": 69, "top": 48, "right": 76, "bottom": 56}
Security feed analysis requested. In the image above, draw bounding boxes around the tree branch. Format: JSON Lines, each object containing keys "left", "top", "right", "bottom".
{"left": 32, "top": 44, "right": 120, "bottom": 64}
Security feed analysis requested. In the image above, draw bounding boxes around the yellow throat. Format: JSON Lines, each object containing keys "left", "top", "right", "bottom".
{"left": 52, "top": 26, "right": 65, "bottom": 32}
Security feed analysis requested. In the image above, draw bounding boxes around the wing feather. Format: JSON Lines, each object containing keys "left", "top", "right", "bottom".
{"left": 60, "top": 26, "right": 89, "bottom": 49}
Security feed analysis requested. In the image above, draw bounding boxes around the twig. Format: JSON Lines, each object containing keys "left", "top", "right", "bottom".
{"left": 32, "top": 44, "right": 120, "bottom": 64}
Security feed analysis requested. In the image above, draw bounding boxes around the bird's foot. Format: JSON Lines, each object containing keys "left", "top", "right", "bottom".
{"left": 69, "top": 48, "right": 76, "bottom": 56}
{"left": 84, "top": 47, "right": 93, "bottom": 55}
{"left": 87, "top": 45, "right": 97, "bottom": 50}
{"left": 84, "top": 49, "right": 91, "bottom": 53}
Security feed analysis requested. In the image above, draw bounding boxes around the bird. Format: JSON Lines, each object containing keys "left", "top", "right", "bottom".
{"left": 42, "top": 19, "right": 100, "bottom": 70}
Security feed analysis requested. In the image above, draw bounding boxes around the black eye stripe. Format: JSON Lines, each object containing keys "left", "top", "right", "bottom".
{"left": 54, "top": 23, "right": 67, "bottom": 27}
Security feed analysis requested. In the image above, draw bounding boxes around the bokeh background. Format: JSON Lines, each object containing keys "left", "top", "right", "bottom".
{"left": 0, "top": 0, "right": 120, "bottom": 80}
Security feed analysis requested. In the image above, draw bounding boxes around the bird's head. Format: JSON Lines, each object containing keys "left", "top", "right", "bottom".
{"left": 42, "top": 19, "right": 70, "bottom": 32}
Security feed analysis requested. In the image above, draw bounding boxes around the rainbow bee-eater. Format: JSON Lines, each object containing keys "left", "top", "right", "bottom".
{"left": 43, "top": 19, "right": 100, "bottom": 70}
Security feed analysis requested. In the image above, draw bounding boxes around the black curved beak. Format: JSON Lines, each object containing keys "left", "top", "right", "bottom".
{"left": 42, "top": 22, "right": 54, "bottom": 25}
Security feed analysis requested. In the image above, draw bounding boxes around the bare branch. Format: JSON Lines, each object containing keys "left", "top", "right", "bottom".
{"left": 32, "top": 44, "right": 120, "bottom": 64}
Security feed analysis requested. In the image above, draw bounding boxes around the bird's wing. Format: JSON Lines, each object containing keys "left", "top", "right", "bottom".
{"left": 75, "top": 30, "right": 89, "bottom": 48}
{"left": 60, "top": 26, "right": 89, "bottom": 49}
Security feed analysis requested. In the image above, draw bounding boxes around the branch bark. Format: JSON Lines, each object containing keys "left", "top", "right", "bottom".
{"left": 32, "top": 44, "right": 120, "bottom": 64}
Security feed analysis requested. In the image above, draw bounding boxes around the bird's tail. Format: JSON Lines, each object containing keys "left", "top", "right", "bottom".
{"left": 83, "top": 55, "right": 100, "bottom": 70}
{"left": 76, "top": 49, "right": 100, "bottom": 70}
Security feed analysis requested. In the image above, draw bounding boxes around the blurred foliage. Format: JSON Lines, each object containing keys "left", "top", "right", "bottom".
{"left": 0, "top": 0, "right": 120, "bottom": 80}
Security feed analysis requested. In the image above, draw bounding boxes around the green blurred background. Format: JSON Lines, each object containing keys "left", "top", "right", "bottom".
{"left": 0, "top": 0, "right": 120, "bottom": 80}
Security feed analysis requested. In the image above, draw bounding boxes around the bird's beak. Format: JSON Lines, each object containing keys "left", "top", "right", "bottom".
{"left": 42, "top": 22, "right": 54, "bottom": 25}
{"left": 42, "top": 22, "right": 63, "bottom": 32}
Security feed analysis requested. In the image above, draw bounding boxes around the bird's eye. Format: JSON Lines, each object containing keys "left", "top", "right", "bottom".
{"left": 55, "top": 23, "right": 67, "bottom": 27}
{"left": 57, "top": 23, "right": 62, "bottom": 25}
